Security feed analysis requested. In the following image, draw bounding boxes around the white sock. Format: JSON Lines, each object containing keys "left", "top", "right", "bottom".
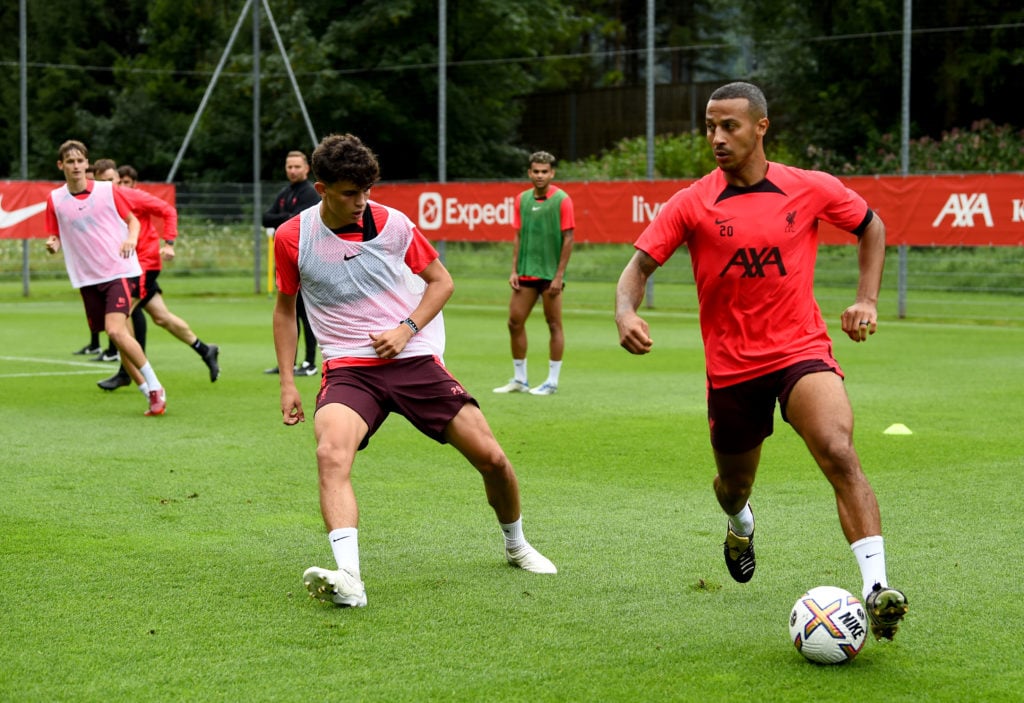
{"left": 513, "top": 359, "right": 527, "bottom": 384}
{"left": 500, "top": 517, "right": 525, "bottom": 550}
{"left": 547, "top": 360, "right": 563, "bottom": 385}
{"left": 138, "top": 362, "right": 162, "bottom": 392}
{"left": 138, "top": 383, "right": 149, "bottom": 396}
{"left": 728, "top": 503, "right": 754, "bottom": 537}
{"left": 329, "top": 527, "right": 360, "bottom": 577}
{"left": 851, "top": 535, "right": 887, "bottom": 600}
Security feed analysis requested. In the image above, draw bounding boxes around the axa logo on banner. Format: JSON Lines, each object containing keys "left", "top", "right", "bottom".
{"left": 417, "top": 192, "right": 515, "bottom": 231}
{"left": 932, "top": 193, "right": 993, "bottom": 228}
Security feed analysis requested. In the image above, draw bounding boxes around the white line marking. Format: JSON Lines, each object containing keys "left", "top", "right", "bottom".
{"left": 0, "top": 355, "right": 114, "bottom": 379}
{"left": 0, "top": 371, "right": 108, "bottom": 378}
{"left": 0, "top": 356, "right": 111, "bottom": 368}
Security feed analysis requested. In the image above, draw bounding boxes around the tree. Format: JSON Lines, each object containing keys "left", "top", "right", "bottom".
{"left": 2, "top": 0, "right": 1021, "bottom": 181}
{"left": 735, "top": 0, "right": 1024, "bottom": 162}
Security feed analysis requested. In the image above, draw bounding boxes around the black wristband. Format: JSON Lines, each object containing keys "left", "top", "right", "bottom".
{"left": 401, "top": 317, "right": 419, "bottom": 334}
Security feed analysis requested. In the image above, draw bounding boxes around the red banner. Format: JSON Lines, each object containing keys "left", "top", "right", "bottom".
{"left": 0, "top": 181, "right": 176, "bottom": 240}
{"left": 4, "top": 175, "right": 1021, "bottom": 246}
{"left": 371, "top": 174, "right": 1024, "bottom": 246}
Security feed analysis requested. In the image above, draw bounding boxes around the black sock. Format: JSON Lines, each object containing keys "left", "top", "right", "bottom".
{"left": 131, "top": 307, "right": 147, "bottom": 352}
{"left": 191, "top": 339, "right": 210, "bottom": 356}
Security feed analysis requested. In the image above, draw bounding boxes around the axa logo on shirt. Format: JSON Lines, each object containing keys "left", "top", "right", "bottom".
{"left": 417, "top": 192, "right": 515, "bottom": 231}
{"left": 932, "top": 193, "right": 993, "bottom": 227}
{"left": 719, "top": 247, "right": 787, "bottom": 278}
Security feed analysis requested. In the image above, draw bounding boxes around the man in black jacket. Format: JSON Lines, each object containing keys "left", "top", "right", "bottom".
{"left": 263, "top": 150, "right": 322, "bottom": 375}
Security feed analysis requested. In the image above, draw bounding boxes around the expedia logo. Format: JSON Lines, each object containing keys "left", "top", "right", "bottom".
{"left": 417, "top": 192, "right": 515, "bottom": 232}
{"left": 418, "top": 192, "right": 444, "bottom": 231}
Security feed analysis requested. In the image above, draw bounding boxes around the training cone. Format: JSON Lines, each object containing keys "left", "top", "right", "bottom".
{"left": 883, "top": 423, "right": 913, "bottom": 435}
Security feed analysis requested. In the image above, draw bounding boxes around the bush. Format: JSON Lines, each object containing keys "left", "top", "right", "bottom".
{"left": 558, "top": 121, "right": 1024, "bottom": 179}
{"left": 788, "top": 120, "right": 1024, "bottom": 175}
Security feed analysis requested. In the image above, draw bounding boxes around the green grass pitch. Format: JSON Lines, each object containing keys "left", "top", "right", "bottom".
{"left": 1, "top": 274, "right": 1022, "bottom": 702}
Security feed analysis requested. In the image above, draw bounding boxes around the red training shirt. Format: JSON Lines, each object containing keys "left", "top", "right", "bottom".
{"left": 634, "top": 162, "right": 873, "bottom": 387}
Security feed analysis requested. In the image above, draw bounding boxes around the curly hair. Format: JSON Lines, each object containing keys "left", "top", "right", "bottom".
{"left": 311, "top": 134, "right": 380, "bottom": 189}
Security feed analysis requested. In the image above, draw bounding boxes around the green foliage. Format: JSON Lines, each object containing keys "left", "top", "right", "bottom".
{"left": 2, "top": 1, "right": 1022, "bottom": 182}
{"left": 555, "top": 132, "right": 714, "bottom": 180}
{"left": 556, "top": 120, "right": 1024, "bottom": 179}
{"left": 735, "top": 0, "right": 1024, "bottom": 167}
{"left": 1, "top": 0, "right": 588, "bottom": 181}
{"left": 799, "top": 120, "right": 1024, "bottom": 175}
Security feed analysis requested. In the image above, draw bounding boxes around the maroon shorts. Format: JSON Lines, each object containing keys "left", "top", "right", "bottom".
{"left": 315, "top": 355, "right": 478, "bottom": 450}
{"left": 706, "top": 359, "right": 842, "bottom": 455}
{"left": 79, "top": 278, "right": 139, "bottom": 333}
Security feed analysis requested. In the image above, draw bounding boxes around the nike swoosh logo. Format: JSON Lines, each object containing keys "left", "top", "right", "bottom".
{"left": 865, "top": 552, "right": 881, "bottom": 559}
{"left": 0, "top": 195, "right": 48, "bottom": 228}
{"left": 715, "top": 217, "right": 735, "bottom": 225}
{"left": 331, "top": 535, "right": 351, "bottom": 542}
{"left": 343, "top": 253, "right": 362, "bottom": 261}
{"left": 531, "top": 206, "right": 542, "bottom": 211}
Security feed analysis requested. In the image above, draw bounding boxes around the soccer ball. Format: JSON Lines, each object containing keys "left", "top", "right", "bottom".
{"left": 789, "top": 586, "right": 868, "bottom": 664}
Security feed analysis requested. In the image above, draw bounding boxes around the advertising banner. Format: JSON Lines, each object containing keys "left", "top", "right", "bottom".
{"left": 0, "top": 181, "right": 176, "bottom": 240}
{"left": 3, "top": 175, "right": 1021, "bottom": 246}
{"left": 370, "top": 174, "right": 1024, "bottom": 246}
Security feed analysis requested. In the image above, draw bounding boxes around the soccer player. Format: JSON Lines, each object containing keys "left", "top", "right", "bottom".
{"left": 493, "top": 151, "right": 575, "bottom": 396}
{"left": 615, "top": 82, "right": 908, "bottom": 640}
{"left": 90, "top": 160, "right": 220, "bottom": 390}
{"left": 273, "top": 133, "right": 556, "bottom": 608}
{"left": 44, "top": 140, "right": 166, "bottom": 416}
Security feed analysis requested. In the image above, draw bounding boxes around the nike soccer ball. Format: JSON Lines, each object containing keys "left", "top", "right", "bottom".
{"left": 789, "top": 586, "right": 868, "bottom": 664}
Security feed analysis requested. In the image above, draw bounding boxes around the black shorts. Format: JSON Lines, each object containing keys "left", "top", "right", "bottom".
{"left": 518, "top": 277, "right": 561, "bottom": 292}
{"left": 316, "top": 355, "right": 478, "bottom": 450}
{"left": 138, "top": 269, "right": 163, "bottom": 307}
{"left": 79, "top": 278, "right": 139, "bottom": 332}
{"left": 706, "top": 359, "right": 842, "bottom": 455}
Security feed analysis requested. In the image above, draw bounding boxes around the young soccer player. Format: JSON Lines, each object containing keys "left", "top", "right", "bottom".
{"left": 44, "top": 140, "right": 167, "bottom": 416}
{"left": 274, "top": 134, "right": 556, "bottom": 608}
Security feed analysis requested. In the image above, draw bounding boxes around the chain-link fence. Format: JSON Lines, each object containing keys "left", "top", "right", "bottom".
{"left": 3, "top": 183, "right": 1021, "bottom": 325}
